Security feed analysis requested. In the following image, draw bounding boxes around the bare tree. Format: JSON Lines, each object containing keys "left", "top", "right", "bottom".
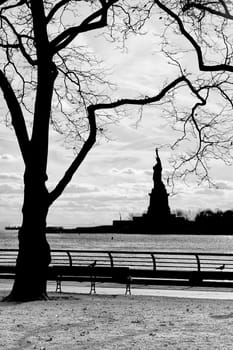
{"left": 0, "top": 0, "right": 132, "bottom": 301}
{"left": 0, "top": 0, "right": 197, "bottom": 301}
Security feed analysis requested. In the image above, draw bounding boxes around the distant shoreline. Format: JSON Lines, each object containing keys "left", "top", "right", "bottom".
{"left": 4, "top": 225, "right": 233, "bottom": 235}
{"left": 5, "top": 225, "right": 116, "bottom": 234}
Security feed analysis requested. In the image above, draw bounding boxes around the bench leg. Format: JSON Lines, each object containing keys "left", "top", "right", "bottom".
{"left": 90, "top": 277, "right": 96, "bottom": 294}
{"left": 56, "top": 278, "right": 62, "bottom": 293}
{"left": 125, "top": 282, "right": 131, "bottom": 295}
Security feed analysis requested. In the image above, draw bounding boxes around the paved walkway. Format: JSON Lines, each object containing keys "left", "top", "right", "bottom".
{"left": 47, "top": 283, "right": 233, "bottom": 300}
{"left": 1, "top": 280, "right": 233, "bottom": 300}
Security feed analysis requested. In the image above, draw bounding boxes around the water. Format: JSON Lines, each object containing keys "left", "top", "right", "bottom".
{"left": 1, "top": 230, "right": 233, "bottom": 253}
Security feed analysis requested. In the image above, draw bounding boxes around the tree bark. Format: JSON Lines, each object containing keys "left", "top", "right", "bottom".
{"left": 5, "top": 169, "right": 51, "bottom": 301}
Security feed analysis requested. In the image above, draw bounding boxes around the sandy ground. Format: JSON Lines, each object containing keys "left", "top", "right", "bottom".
{"left": 1, "top": 285, "right": 233, "bottom": 350}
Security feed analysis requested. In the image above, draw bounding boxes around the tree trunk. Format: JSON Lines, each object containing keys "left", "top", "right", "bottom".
{"left": 5, "top": 170, "right": 51, "bottom": 301}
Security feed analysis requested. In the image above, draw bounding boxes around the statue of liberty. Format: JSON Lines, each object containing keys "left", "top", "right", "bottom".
{"left": 147, "top": 148, "right": 171, "bottom": 227}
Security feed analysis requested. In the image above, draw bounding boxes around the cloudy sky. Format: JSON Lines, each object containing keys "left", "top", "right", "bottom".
{"left": 1, "top": 10, "right": 233, "bottom": 228}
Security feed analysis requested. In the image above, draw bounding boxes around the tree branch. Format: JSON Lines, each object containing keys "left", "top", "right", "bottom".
{"left": 46, "top": 0, "right": 70, "bottom": 24}
{"left": 0, "top": 70, "right": 30, "bottom": 164}
{"left": 50, "top": 0, "right": 117, "bottom": 54}
{"left": 0, "top": 0, "right": 27, "bottom": 12}
{"left": 49, "top": 74, "right": 204, "bottom": 204}
{"left": 48, "top": 104, "right": 97, "bottom": 204}
{"left": 94, "top": 76, "right": 205, "bottom": 110}
{"left": 0, "top": 15, "right": 36, "bottom": 65}
{"left": 156, "top": 0, "right": 233, "bottom": 73}
{"left": 183, "top": 1, "right": 233, "bottom": 20}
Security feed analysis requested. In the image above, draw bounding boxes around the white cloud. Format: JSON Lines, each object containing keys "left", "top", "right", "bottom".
{"left": 110, "top": 168, "right": 137, "bottom": 176}
{"left": 0, "top": 173, "right": 21, "bottom": 181}
{"left": 0, "top": 183, "right": 23, "bottom": 194}
{"left": 63, "top": 183, "right": 100, "bottom": 194}
{"left": 0, "top": 154, "right": 17, "bottom": 162}
{"left": 215, "top": 181, "right": 233, "bottom": 190}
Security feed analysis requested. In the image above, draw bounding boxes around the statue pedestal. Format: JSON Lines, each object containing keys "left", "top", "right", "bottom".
{"left": 146, "top": 185, "right": 170, "bottom": 227}
{"left": 147, "top": 186, "right": 170, "bottom": 216}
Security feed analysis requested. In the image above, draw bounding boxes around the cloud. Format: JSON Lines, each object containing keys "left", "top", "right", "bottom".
{"left": 0, "top": 197, "right": 21, "bottom": 208}
{"left": 215, "top": 181, "right": 233, "bottom": 190}
{"left": 0, "top": 173, "right": 22, "bottom": 181}
{"left": 0, "top": 154, "right": 17, "bottom": 162}
{"left": 170, "top": 181, "right": 233, "bottom": 215}
{"left": 97, "top": 155, "right": 141, "bottom": 167}
{"left": 0, "top": 183, "right": 23, "bottom": 194}
{"left": 63, "top": 183, "right": 100, "bottom": 194}
{"left": 110, "top": 168, "right": 137, "bottom": 176}
{"left": 58, "top": 182, "right": 151, "bottom": 205}
{"left": 195, "top": 188, "right": 225, "bottom": 197}
{"left": 144, "top": 170, "right": 153, "bottom": 176}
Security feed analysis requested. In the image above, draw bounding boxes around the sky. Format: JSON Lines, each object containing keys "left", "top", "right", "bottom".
{"left": 1, "top": 7, "right": 233, "bottom": 228}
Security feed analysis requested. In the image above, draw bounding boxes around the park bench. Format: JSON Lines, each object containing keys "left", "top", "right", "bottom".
{"left": 48, "top": 250, "right": 233, "bottom": 290}
{"left": 0, "top": 250, "right": 17, "bottom": 280}
{"left": 49, "top": 265, "right": 131, "bottom": 294}
{"left": 0, "top": 265, "right": 16, "bottom": 280}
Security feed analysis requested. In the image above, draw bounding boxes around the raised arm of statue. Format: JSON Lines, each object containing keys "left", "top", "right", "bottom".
{"left": 153, "top": 148, "right": 162, "bottom": 185}
{"left": 156, "top": 148, "right": 161, "bottom": 167}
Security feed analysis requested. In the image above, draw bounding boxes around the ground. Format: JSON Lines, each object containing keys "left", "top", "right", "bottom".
{"left": 1, "top": 288, "right": 233, "bottom": 350}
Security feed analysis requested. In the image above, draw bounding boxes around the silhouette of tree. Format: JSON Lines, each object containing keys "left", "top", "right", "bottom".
{"left": 0, "top": 0, "right": 142, "bottom": 301}
{"left": 0, "top": 1, "right": 199, "bottom": 301}
{"left": 193, "top": 208, "right": 233, "bottom": 234}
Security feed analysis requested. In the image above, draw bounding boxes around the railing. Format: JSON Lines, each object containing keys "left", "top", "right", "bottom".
{"left": 1, "top": 249, "right": 233, "bottom": 274}
{"left": 0, "top": 249, "right": 18, "bottom": 266}
{"left": 0, "top": 249, "right": 233, "bottom": 281}
{"left": 49, "top": 250, "right": 233, "bottom": 272}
